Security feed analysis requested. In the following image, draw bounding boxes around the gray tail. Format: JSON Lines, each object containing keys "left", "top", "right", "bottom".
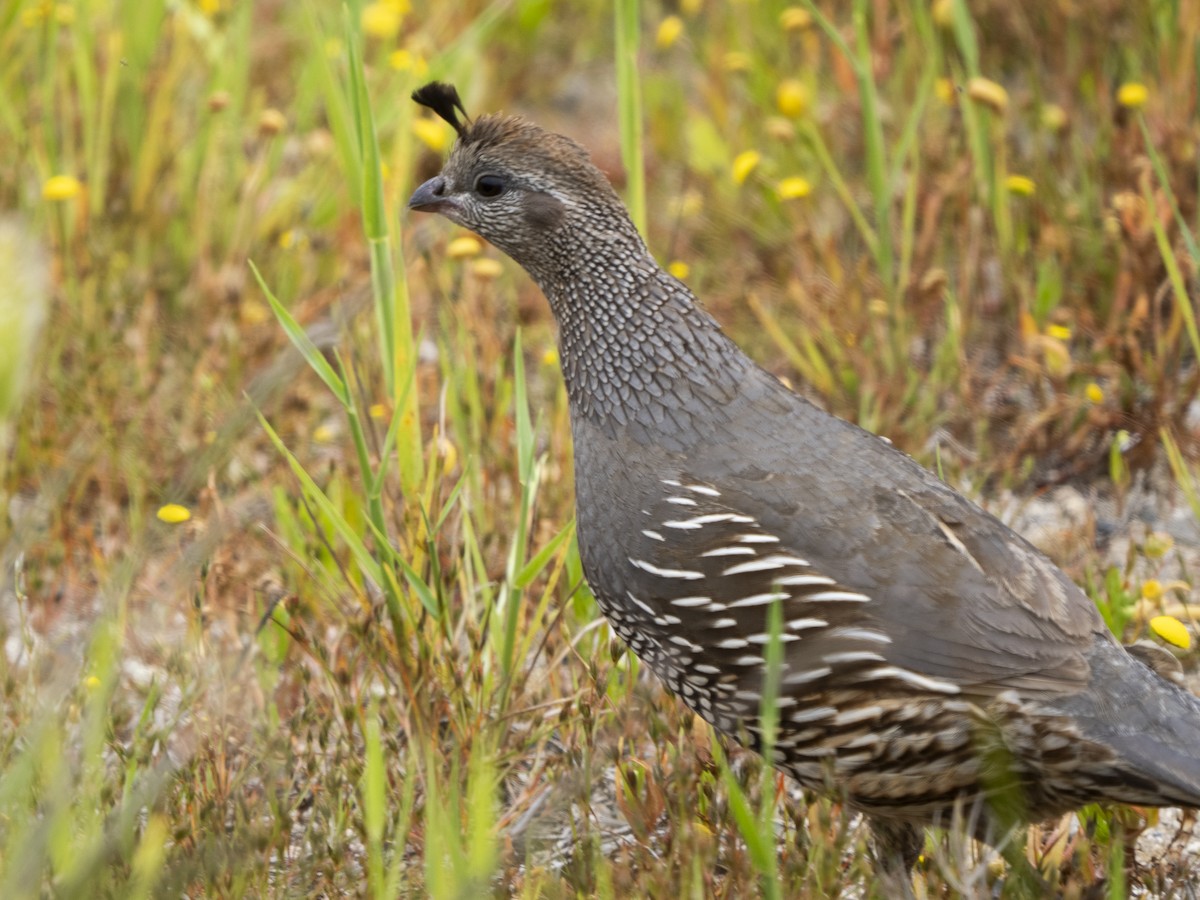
{"left": 1057, "top": 640, "right": 1200, "bottom": 809}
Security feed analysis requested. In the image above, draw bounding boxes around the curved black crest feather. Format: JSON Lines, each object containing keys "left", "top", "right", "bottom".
{"left": 412, "top": 82, "right": 469, "bottom": 138}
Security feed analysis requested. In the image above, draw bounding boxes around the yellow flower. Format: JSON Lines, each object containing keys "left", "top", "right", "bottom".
{"left": 776, "top": 79, "right": 810, "bottom": 118}
{"left": 668, "top": 260, "right": 690, "bottom": 280}
{"left": 389, "top": 48, "right": 428, "bottom": 75}
{"left": 1040, "top": 103, "right": 1067, "bottom": 132}
{"left": 240, "top": 299, "right": 270, "bottom": 325}
{"left": 934, "top": 78, "right": 956, "bottom": 106}
{"left": 1150, "top": 615, "right": 1191, "bottom": 650}
{"left": 1142, "top": 579, "right": 1163, "bottom": 602}
{"left": 931, "top": 0, "right": 954, "bottom": 27}
{"left": 447, "top": 236, "right": 482, "bottom": 259}
{"left": 1005, "top": 175, "right": 1036, "bottom": 196}
{"left": 313, "top": 424, "right": 336, "bottom": 444}
{"left": 777, "top": 176, "right": 812, "bottom": 200}
{"left": 656, "top": 15, "right": 683, "bottom": 49}
{"left": 967, "top": 77, "right": 1008, "bottom": 114}
{"left": 1046, "top": 323, "right": 1071, "bottom": 341}
{"left": 438, "top": 436, "right": 458, "bottom": 477}
{"left": 369, "top": 403, "right": 387, "bottom": 419}
{"left": 157, "top": 504, "right": 192, "bottom": 524}
{"left": 1143, "top": 532, "right": 1174, "bottom": 559}
{"left": 541, "top": 347, "right": 560, "bottom": 367}
{"left": 1085, "top": 382, "right": 1104, "bottom": 404}
{"left": 258, "top": 108, "right": 287, "bottom": 136}
{"left": 722, "top": 52, "right": 751, "bottom": 73}
{"left": 680, "top": 0, "right": 701, "bottom": 13}
{"left": 55, "top": 3, "right": 75, "bottom": 24}
{"left": 412, "top": 117, "right": 449, "bottom": 152}
{"left": 779, "top": 7, "right": 812, "bottom": 30}
{"left": 85, "top": 675, "right": 101, "bottom": 690}
{"left": 42, "top": 174, "right": 82, "bottom": 201}
{"left": 471, "top": 258, "right": 504, "bottom": 279}
{"left": 1117, "top": 82, "right": 1148, "bottom": 110}
{"left": 732, "top": 150, "right": 761, "bottom": 185}
{"left": 361, "top": 0, "right": 402, "bottom": 39}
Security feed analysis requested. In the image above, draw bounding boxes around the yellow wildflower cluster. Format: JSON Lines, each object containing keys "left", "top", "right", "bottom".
{"left": 361, "top": 0, "right": 409, "bottom": 39}
{"left": 731, "top": 151, "right": 760, "bottom": 185}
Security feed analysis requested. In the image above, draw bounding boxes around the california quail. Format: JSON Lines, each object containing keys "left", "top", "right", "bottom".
{"left": 408, "top": 82, "right": 1200, "bottom": 874}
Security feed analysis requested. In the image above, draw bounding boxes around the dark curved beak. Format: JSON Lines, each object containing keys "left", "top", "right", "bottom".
{"left": 408, "top": 175, "right": 452, "bottom": 212}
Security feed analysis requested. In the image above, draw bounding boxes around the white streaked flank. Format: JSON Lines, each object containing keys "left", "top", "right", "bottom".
{"left": 787, "top": 617, "right": 828, "bottom": 631}
{"left": 710, "top": 618, "right": 738, "bottom": 628}
{"left": 863, "top": 666, "right": 962, "bottom": 695}
{"left": 776, "top": 574, "right": 836, "bottom": 587}
{"left": 737, "top": 534, "right": 780, "bottom": 544}
{"left": 715, "top": 637, "right": 749, "bottom": 650}
{"left": 665, "top": 496, "right": 699, "bottom": 506}
{"left": 733, "top": 655, "right": 766, "bottom": 666}
{"left": 729, "top": 591, "right": 791, "bottom": 608}
{"left": 629, "top": 558, "right": 704, "bottom": 580}
{"left": 642, "top": 529, "right": 665, "bottom": 541}
{"left": 823, "top": 650, "right": 887, "bottom": 666}
{"left": 789, "top": 706, "right": 837, "bottom": 723}
{"left": 783, "top": 666, "right": 832, "bottom": 685}
{"left": 827, "top": 627, "right": 893, "bottom": 644}
{"left": 701, "top": 546, "right": 757, "bottom": 557}
{"left": 832, "top": 705, "right": 885, "bottom": 727}
{"left": 805, "top": 590, "right": 871, "bottom": 603}
{"left": 670, "top": 596, "right": 713, "bottom": 607}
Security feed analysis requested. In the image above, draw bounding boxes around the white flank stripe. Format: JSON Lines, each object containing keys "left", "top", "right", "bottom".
{"left": 729, "top": 591, "right": 791, "bottom": 608}
{"left": 737, "top": 534, "right": 780, "bottom": 544}
{"left": 715, "top": 638, "right": 749, "bottom": 649}
{"left": 630, "top": 558, "right": 704, "bottom": 580}
{"left": 827, "top": 627, "right": 893, "bottom": 644}
{"left": 682, "top": 483, "right": 721, "bottom": 496}
{"left": 833, "top": 706, "right": 885, "bottom": 727}
{"left": 710, "top": 618, "right": 738, "bottom": 628}
{"left": 664, "top": 513, "right": 743, "bottom": 529}
{"left": 626, "top": 592, "right": 657, "bottom": 616}
{"left": 724, "top": 559, "right": 786, "bottom": 576}
{"left": 805, "top": 590, "right": 871, "bottom": 603}
{"left": 734, "top": 655, "right": 765, "bottom": 666}
{"left": 787, "top": 617, "right": 828, "bottom": 631}
{"left": 789, "top": 706, "right": 837, "bottom": 723}
{"left": 665, "top": 496, "right": 698, "bottom": 506}
{"left": 695, "top": 664, "right": 722, "bottom": 675}
{"left": 642, "top": 529, "right": 665, "bottom": 541}
{"left": 823, "top": 650, "right": 887, "bottom": 665}
{"left": 670, "top": 596, "right": 714, "bottom": 607}
{"left": 864, "top": 666, "right": 961, "bottom": 695}
{"left": 783, "top": 666, "right": 832, "bottom": 685}
{"left": 701, "top": 546, "right": 757, "bottom": 557}
{"left": 662, "top": 479, "right": 683, "bottom": 487}
{"left": 669, "top": 635, "right": 702, "bottom": 651}
{"left": 776, "top": 574, "right": 836, "bottom": 587}
{"left": 746, "top": 632, "right": 799, "bottom": 644}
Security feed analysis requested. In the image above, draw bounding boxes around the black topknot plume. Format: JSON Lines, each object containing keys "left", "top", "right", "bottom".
{"left": 411, "top": 82, "right": 469, "bottom": 139}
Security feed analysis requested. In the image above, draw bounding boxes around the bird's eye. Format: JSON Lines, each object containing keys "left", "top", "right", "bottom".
{"left": 474, "top": 174, "right": 506, "bottom": 198}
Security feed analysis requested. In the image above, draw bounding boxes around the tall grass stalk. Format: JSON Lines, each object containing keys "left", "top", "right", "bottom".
{"left": 615, "top": 0, "right": 646, "bottom": 235}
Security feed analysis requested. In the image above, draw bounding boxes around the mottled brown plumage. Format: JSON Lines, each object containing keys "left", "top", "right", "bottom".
{"left": 408, "top": 82, "right": 1200, "bottom": 876}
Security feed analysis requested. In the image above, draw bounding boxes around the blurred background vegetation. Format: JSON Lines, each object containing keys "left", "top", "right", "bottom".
{"left": 1, "top": 0, "right": 1199, "bottom": 895}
